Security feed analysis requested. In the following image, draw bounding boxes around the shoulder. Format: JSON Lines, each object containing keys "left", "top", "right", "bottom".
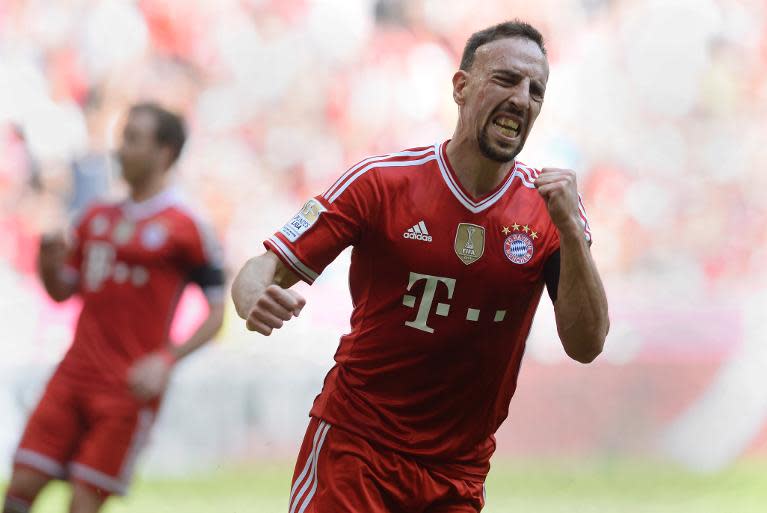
{"left": 513, "top": 160, "right": 541, "bottom": 186}
{"left": 70, "top": 199, "right": 119, "bottom": 231}
{"left": 364, "top": 144, "right": 439, "bottom": 179}
{"left": 161, "top": 193, "right": 224, "bottom": 262}
{"left": 322, "top": 143, "right": 439, "bottom": 203}
{"left": 155, "top": 190, "right": 210, "bottom": 226}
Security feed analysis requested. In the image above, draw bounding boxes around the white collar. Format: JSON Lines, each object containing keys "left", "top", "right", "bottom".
{"left": 121, "top": 188, "right": 180, "bottom": 220}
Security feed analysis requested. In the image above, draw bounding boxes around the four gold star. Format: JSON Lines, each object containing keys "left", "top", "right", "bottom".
{"left": 505, "top": 222, "right": 541, "bottom": 239}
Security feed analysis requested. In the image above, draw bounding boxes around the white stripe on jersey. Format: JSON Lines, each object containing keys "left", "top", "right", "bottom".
{"left": 577, "top": 193, "right": 592, "bottom": 241}
{"left": 516, "top": 164, "right": 539, "bottom": 184}
{"left": 268, "top": 235, "right": 319, "bottom": 283}
{"left": 435, "top": 141, "right": 534, "bottom": 214}
{"left": 323, "top": 148, "right": 435, "bottom": 201}
{"left": 327, "top": 154, "right": 437, "bottom": 204}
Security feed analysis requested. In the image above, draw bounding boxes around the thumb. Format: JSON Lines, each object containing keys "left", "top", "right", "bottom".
{"left": 536, "top": 185, "right": 551, "bottom": 202}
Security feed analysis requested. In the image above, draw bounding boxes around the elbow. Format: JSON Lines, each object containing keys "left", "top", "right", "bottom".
{"left": 558, "top": 313, "right": 610, "bottom": 365}
{"left": 562, "top": 327, "right": 608, "bottom": 364}
{"left": 47, "top": 287, "right": 72, "bottom": 303}
{"left": 565, "top": 344, "right": 603, "bottom": 364}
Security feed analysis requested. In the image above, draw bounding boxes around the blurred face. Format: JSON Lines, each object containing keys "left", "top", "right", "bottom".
{"left": 118, "top": 110, "right": 165, "bottom": 186}
{"left": 455, "top": 37, "right": 549, "bottom": 162}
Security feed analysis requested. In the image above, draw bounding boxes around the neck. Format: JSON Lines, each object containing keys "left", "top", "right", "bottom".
{"left": 446, "top": 132, "right": 515, "bottom": 199}
{"left": 129, "top": 171, "right": 167, "bottom": 202}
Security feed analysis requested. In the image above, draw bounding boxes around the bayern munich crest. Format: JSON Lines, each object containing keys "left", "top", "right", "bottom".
{"left": 504, "top": 233, "right": 534, "bottom": 264}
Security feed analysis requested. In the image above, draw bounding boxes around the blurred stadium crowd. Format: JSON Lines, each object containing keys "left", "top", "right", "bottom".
{"left": 1, "top": 0, "right": 767, "bottom": 472}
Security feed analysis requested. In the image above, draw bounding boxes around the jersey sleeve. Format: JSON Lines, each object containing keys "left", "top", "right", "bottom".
{"left": 577, "top": 192, "right": 592, "bottom": 244}
{"left": 177, "top": 213, "right": 226, "bottom": 304}
{"left": 264, "top": 165, "right": 380, "bottom": 284}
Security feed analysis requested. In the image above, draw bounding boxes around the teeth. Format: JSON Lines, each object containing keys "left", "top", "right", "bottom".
{"left": 494, "top": 117, "right": 520, "bottom": 131}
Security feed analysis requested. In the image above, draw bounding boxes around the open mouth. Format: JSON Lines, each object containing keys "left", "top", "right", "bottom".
{"left": 492, "top": 116, "right": 521, "bottom": 139}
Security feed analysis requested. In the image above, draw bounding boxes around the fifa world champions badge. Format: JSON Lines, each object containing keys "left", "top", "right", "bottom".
{"left": 454, "top": 223, "right": 485, "bottom": 265}
{"left": 502, "top": 223, "right": 537, "bottom": 264}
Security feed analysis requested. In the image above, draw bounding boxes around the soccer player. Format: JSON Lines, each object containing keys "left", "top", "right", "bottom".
{"left": 232, "top": 20, "right": 609, "bottom": 512}
{"left": 3, "top": 103, "right": 226, "bottom": 513}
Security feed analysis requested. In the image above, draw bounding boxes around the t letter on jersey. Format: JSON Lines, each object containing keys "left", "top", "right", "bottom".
{"left": 402, "top": 272, "right": 456, "bottom": 333}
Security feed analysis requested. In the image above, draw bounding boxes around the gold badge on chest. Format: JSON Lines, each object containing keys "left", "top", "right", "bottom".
{"left": 112, "top": 218, "right": 135, "bottom": 245}
{"left": 454, "top": 223, "right": 485, "bottom": 265}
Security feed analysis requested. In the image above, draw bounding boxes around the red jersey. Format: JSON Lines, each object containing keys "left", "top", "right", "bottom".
{"left": 57, "top": 188, "right": 225, "bottom": 390}
{"left": 264, "top": 140, "right": 591, "bottom": 479}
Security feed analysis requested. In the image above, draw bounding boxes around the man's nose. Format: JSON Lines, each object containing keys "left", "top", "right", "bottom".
{"left": 506, "top": 78, "right": 530, "bottom": 109}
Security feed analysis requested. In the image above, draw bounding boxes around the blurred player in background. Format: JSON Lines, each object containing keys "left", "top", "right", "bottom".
{"left": 233, "top": 20, "right": 608, "bottom": 512}
{"left": 3, "top": 103, "right": 226, "bottom": 513}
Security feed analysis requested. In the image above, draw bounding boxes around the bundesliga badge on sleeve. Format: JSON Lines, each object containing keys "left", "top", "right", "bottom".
{"left": 280, "top": 198, "right": 327, "bottom": 242}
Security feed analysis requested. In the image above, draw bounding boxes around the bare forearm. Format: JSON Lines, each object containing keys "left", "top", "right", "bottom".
{"left": 231, "top": 251, "right": 299, "bottom": 319}
{"left": 170, "top": 302, "right": 225, "bottom": 361}
{"left": 554, "top": 227, "right": 609, "bottom": 363}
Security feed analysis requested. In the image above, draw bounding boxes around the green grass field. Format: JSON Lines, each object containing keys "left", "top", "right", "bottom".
{"left": 12, "top": 458, "right": 767, "bottom": 513}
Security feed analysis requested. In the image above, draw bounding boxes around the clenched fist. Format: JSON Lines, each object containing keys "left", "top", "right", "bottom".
{"left": 127, "top": 351, "right": 173, "bottom": 401}
{"left": 38, "top": 233, "right": 68, "bottom": 272}
{"left": 244, "top": 285, "right": 306, "bottom": 335}
{"left": 534, "top": 168, "right": 582, "bottom": 235}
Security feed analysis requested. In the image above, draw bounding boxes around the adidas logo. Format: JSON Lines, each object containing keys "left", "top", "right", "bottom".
{"left": 403, "top": 221, "right": 432, "bottom": 242}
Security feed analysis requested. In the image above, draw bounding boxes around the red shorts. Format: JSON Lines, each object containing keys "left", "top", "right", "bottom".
{"left": 289, "top": 417, "right": 485, "bottom": 513}
{"left": 13, "top": 369, "right": 157, "bottom": 496}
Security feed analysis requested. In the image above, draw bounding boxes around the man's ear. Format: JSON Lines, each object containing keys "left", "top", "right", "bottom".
{"left": 452, "top": 70, "right": 468, "bottom": 106}
{"left": 159, "top": 146, "right": 174, "bottom": 172}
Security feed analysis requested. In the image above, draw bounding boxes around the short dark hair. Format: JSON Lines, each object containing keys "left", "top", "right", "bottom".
{"left": 459, "top": 20, "right": 546, "bottom": 71}
{"left": 130, "top": 102, "right": 187, "bottom": 165}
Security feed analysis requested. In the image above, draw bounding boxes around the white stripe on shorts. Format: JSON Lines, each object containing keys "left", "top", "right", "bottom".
{"left": 289, "top": 420, "right": 331, "bottom": 513}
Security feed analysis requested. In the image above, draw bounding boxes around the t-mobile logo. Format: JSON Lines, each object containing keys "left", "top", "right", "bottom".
{"left": 401, "top": 272, "right": 456, "bottom": 333}
{"left": 401, "top": 272, "right": 509, "bottom": 332}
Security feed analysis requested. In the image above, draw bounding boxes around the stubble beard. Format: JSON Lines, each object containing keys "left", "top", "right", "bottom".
{"left": 478, "top": 124, "right": 521, "bottom": 163}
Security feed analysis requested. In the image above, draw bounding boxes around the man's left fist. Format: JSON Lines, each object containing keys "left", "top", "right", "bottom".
{"left": 534, "top": 168, "right": 581, "bottom": 233}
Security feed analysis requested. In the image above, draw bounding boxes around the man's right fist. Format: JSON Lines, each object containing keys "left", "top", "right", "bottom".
{"left": 38, "top": 233, "right": 68, "bottom": 270}
{"left": 245, "top": 285, "right": 306, "bottom": 335}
